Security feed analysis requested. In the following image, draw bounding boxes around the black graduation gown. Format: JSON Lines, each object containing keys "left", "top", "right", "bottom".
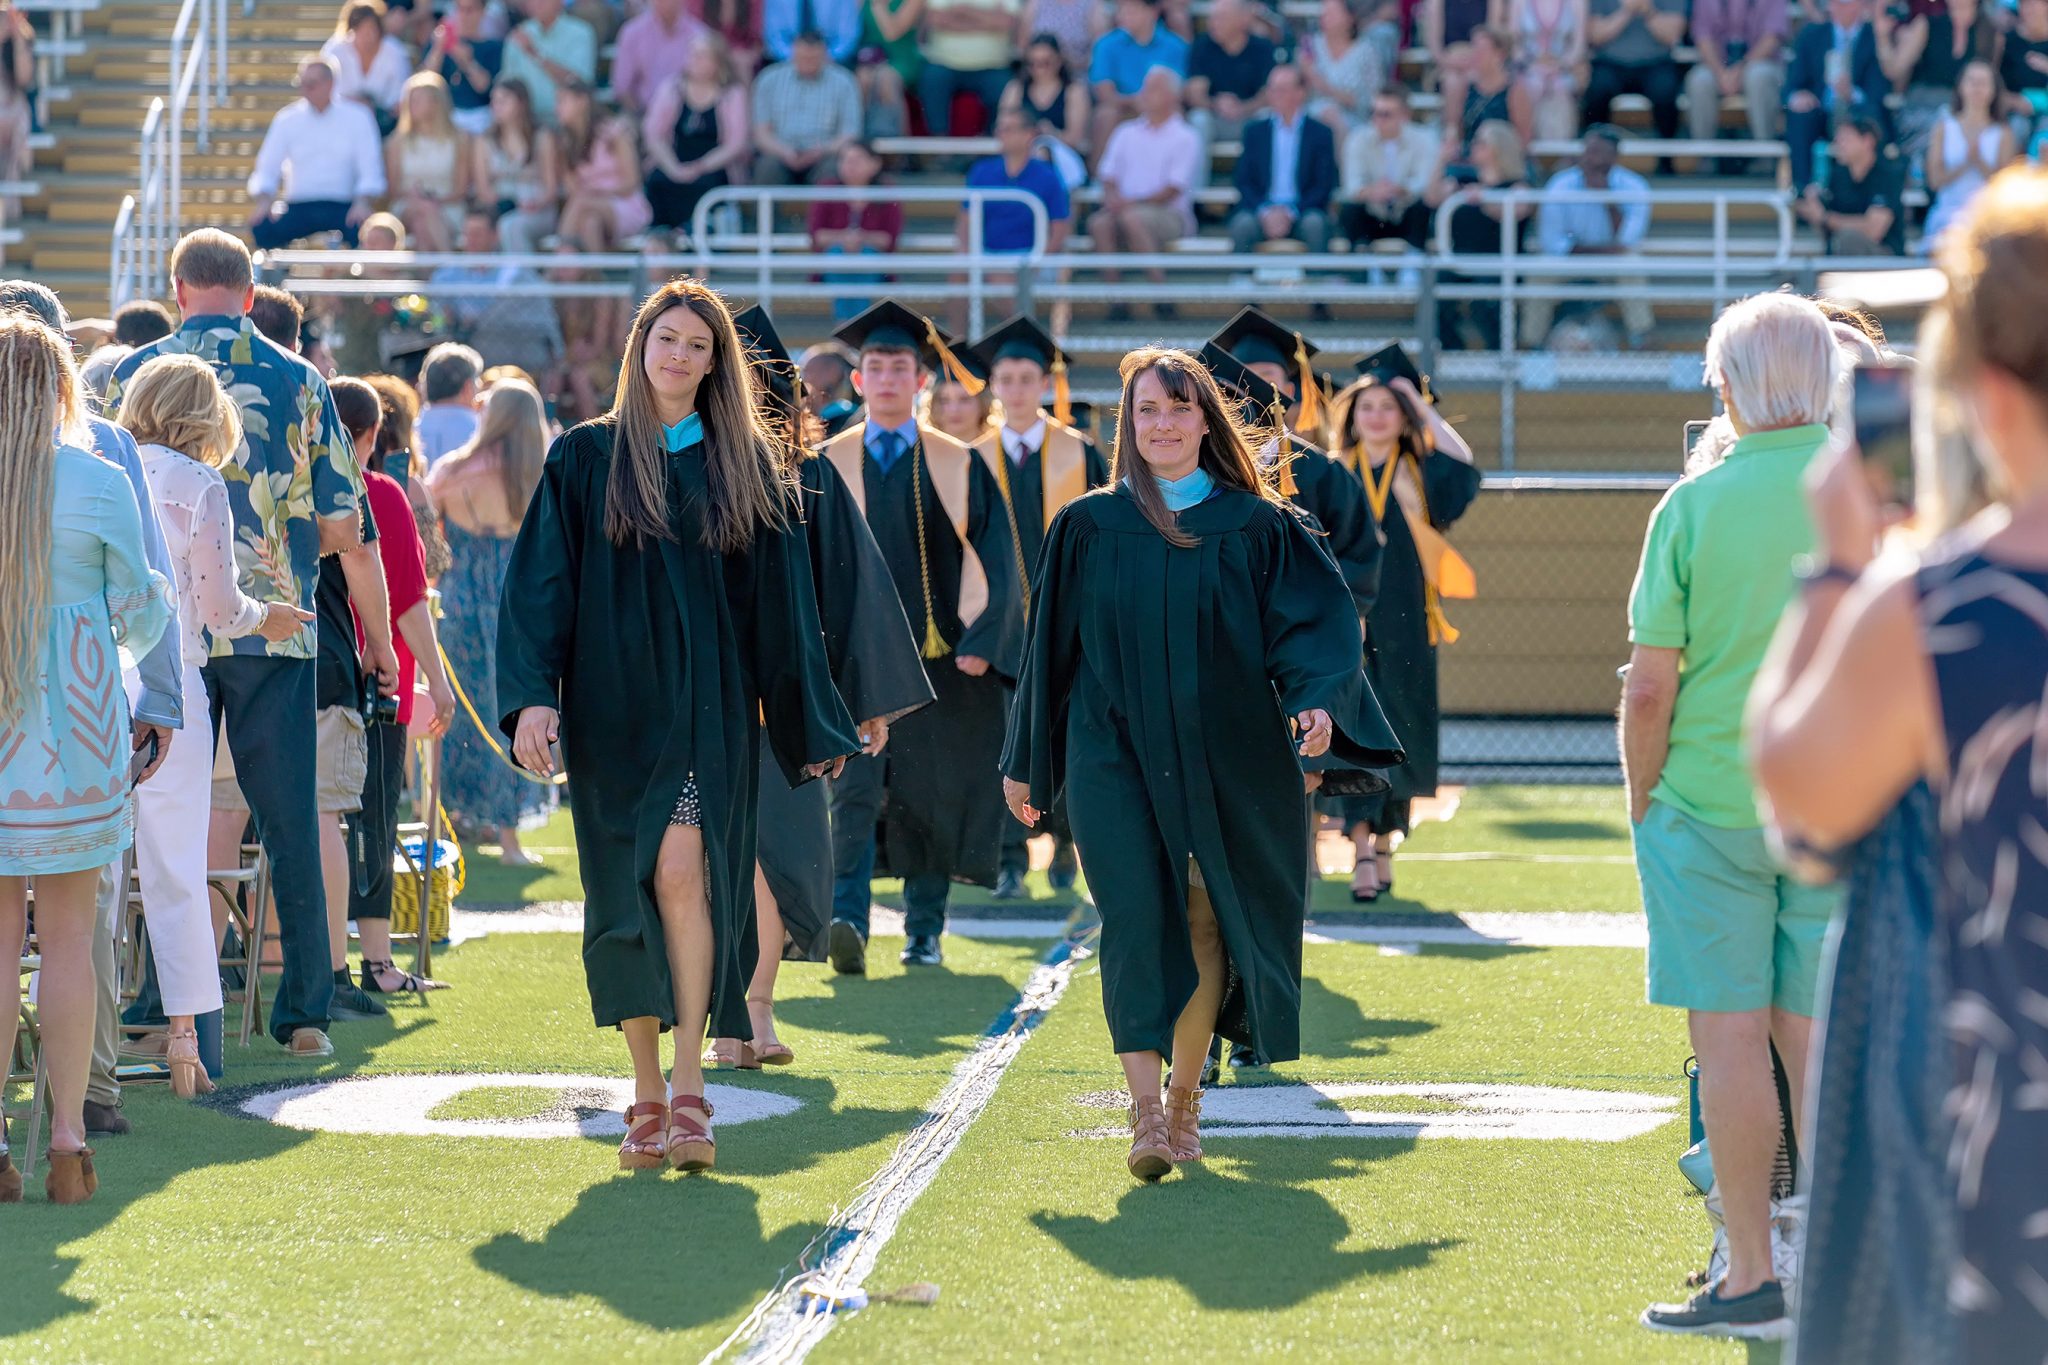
{"left": 854, "top": 434, "right": 1025, "bottom": 888}
{"left": 756, "top": 456, "right": 936, "bottom": 959}
{"left": 495, "top": 420, "right": 860, "bottom": 1033}
{"left": 1356, "top": 451, "right": 1482, "bottom": 809}
{"left": 1281, "top": 435, "right": 1384, "bottom": 621}
{"left": 1000, "top": 486, "right": 1403, "bottom": 1064}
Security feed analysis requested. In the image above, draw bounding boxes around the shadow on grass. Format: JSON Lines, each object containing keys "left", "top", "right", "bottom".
{"left": 1497, "top": 818, "right": 1624, "bottom": 842}
{"left": 1295, "top": 977, "right": 1436, "bottom": 1062}
{"left": 774, "top": 966, "right": 1024, "bottom": 1062}
{"left": 1031, "top": 1156, "right": 1459, "bottom": 1311}
{"left": 474, "top": 1075, "right": 922, "bottom": 1331}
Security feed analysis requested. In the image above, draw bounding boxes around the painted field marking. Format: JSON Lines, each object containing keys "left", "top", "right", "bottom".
{"left": 1305, "top": 911, "right": 1647, "bottom": 950}
{"left": 237, "top": 1073, "right": 800, "bottom": 1140}
{"left": 1074, "top": 1082, "right": 1680, "bottom": 1143}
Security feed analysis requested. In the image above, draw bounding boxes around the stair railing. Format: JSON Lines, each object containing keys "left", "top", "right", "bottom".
{"left": 110, "top": 96, "right": 165, "bottom": 308}
{"left": 113, "top": 0, "right": 226, "bottom": 304}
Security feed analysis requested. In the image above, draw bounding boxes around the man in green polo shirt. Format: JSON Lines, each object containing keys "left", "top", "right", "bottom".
{"left": 1622, "top": 292, "right": 1844, "bottom": 1341}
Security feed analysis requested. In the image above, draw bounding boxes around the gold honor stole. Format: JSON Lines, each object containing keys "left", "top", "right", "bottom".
{"left": 825, "top": 423, "right": 990, "bottom": 648}
{"left": 971, "top": 418, "right": 1089, "bottom": 612}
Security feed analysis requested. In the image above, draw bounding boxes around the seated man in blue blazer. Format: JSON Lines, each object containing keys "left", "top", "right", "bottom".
{"left": 1229, "top": 64, "right": 1337, "bottom": 256}
{"left": 1784, "top": 0, "right": 1895, "bottom": 190}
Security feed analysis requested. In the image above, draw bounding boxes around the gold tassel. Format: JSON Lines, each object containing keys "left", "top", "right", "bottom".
{"left": 1052, "top": 353, "right": 1071, "bottom": 426}
{"left": 921, "top": 615, "right": 951, "bottom": 659}
{"left": 1292, "top": 334, "right": 1321, "bottom": 437}
{"left": 925, "top": 320, "right": 984, "bottom": 395}
{"left": 1274, "top": 406, "right": 1298, "bottom": 497}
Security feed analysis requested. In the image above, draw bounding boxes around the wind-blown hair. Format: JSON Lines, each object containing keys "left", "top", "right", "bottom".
{"left": 1109, "top": 347, "right": 1276, "bottom": 547}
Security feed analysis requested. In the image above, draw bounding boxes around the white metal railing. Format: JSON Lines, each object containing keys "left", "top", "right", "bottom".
{"left": 688, "top": 185, "right": 1050, "bottom": 339}
{"left": 111, "top": 98, "right": 166, "bottom": 308}
{"left": 110, "top": 0, "right": 226, "bottom": 305}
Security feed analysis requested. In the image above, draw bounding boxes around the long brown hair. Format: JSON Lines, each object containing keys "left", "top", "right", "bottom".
{"left": 1329, "top": 374, "right": 1430, "bottom": 473}
{"left": 461, "top": 377, "right": 549, "bottom": 515}
{"left": 0, "top": 317, "right": 90, "bottom": 721}
{"left": 1109, "top": 347, "right": 1274, "bottom": 547}
{"left": 605, "top": 277, "right": 795, "bottom": 552}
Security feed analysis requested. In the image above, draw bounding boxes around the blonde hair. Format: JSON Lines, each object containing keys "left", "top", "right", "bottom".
{"left": 1936, "top": 165, "right": 2048, "bottom": 421}
{"left": 0, "top": 316, "right": 91, "bottom": 720}
{"left": 1470, "top": 120, "right": 1527, "bottom": 183}
{"left": 1704, "top": 292, "right": 1838, "bottom": 432}
{"left": 397, "top": 70, "right": 457, "bottom": 142}
{"left": 451, "top": 377, "right": 548, "bottom": 516}
{"left": 360, "top": 212, "right": 408, "bottom": 248}
{"left": 116, "top": 354, "right": 244, "bottom": 467}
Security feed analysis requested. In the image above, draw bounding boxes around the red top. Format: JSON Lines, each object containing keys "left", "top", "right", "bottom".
{"left": 355, "top": 469, "right": 430, "bottom": 725}
{"left": 807, "top": 191, "right": 904, "bottom": 248}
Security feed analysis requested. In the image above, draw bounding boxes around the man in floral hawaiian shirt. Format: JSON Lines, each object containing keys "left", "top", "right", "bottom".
{"left": 105, "top": 229, "right": 393, "bottom": 1056}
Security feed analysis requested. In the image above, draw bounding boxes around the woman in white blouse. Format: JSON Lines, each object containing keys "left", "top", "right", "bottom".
{"left": 324, "top": 0, "right": 416, "bottom": 133}
{"left": 116, "top": 356, "right": 312, "bottom": 1098}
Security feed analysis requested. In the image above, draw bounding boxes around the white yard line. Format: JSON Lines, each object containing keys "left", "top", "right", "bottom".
{"left": 1305, "top": 911, "right": 1647, "bottom": 949}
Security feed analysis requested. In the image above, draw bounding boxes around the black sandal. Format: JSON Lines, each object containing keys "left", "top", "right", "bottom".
{"left": 360, "top": 959, "right": 449, "bottom": 994}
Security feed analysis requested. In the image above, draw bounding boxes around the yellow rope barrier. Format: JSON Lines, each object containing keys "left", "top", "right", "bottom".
{"left": 438, "top": 642, "right": 568, "bottom": 786}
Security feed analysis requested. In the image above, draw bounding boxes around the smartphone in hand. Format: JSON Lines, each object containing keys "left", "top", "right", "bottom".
{"left": 126, "top": 731, "right": 160, "bottom": 789}
{"left": 1852, "top": 359, "right": 1916, "bottom": 513}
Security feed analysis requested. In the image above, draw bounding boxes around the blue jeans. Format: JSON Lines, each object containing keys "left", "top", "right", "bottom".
{"left": 915, "top": 61, "right": 1011, "bottom": 136}
{"left": 825, "top": 243, "right": 886, "bottom": 322}
{"left": 827, "top": 753, "right": 950, "bottom": 938}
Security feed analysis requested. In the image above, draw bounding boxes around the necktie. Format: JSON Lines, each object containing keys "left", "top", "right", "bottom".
{"left": 874, "top": 430, "right": 905, "bottom": 472}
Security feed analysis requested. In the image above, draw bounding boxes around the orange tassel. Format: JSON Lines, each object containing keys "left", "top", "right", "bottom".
{"left": 1052, "top": 353, "right": 1071, "bottom": 426}
{"left": 926, "top": 320, "right": 983, "bottom": 396}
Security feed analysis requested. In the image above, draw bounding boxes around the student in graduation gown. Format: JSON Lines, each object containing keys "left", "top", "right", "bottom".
{"left": 498, "top": 279, "right": 862, "bottom": 1173}
{"left": 967, "top": 315, "right": 1111, "bottom": 900}
{"left": 708, "top": 305, "right": 935, "bottom": 1069}
{"left": 1328, "top": 347, "right": 1481, "bottom": 901}
{"left": 821, "top": 301, "right": 1027, "bottom": 974}
{"left": 927, "top": 343, "right": 998, "bottom": 449}
{"left": 1001, "top": 347, "right": 1403, "bottom": 1182}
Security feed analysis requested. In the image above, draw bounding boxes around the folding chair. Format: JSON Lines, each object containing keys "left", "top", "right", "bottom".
{"left": 210, "top": 842, "right": 272, "bottom": 1047}
{"left": 12, "top": 936, "right": 46, "bottom": 1181}
{"left": 112, "top": 856, "right": 170, "bottom": 1086}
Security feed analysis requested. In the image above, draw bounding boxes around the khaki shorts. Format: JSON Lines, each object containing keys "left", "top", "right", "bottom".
{"left": 211, "top": 705, "right": 368, "bottom": 815}
{"left": 1116, "top": 202, "right": 1185, "bottom": 247}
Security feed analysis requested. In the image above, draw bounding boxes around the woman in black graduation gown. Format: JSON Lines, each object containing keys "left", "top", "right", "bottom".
{"left": 499, "top": 279, "right": 861, "bottom": 1174}
{"left": 1328, "top": 356, "right": 1482, "bottom": 900}
{"left": 1001, "top": 348, "right": 1403, "bottom": 1182}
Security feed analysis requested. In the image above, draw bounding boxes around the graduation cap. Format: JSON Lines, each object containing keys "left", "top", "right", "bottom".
{"left": 969, "top": 314, "right": 1075, "bottom": 426}
{"left": 1211, "top": 306, "right": 1325, "bottom": 438}
{"left": 1199, "top": 342, "right": 1295, "bottom": 495}
{"left": 1354, "top": 342, "right": 1436, "bottom": 406}
{"left": 832, "top": 299, "right": 984, "bottom": 396}
{"left": 733, "top": 303, "right": 802, "bottom": 435}
{"left": 945, "top": 332, "right": 991, "bottom": 387}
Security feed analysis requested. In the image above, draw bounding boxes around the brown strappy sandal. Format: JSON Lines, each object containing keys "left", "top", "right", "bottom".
{"left": 667, "top": 1094, "right": 716, "bottom": 1173}
{"left": 167, "top": 1029, "right": 214, "bottom": 1100}
{"left": 0, "top": 1146, "right": 20, "bottom": 1204}
{"left": 1127, "top": 1094, "right": 1174, "bottom": 1182}
{"left": 618, "top": 1101, "right": 669, "bottom": 1171}
{"left": 703, "top": 1039, "right": 762, "bottom": 1071}
{"left": 1164, "top": 1085, "right": 1205, "bottom": 1162}
{"left": 44, "top": 1147, "right": 96, "bottom": 1204}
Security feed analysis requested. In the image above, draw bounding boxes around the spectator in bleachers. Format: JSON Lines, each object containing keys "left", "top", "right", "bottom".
{"left": 919, "top": 0, "right": 1024, "bottom": 138}
{"left": 612, "top": 0, "right": 711, "bottom": 115}
{"left": 114, "top": 300, "right": 176, "bottom": 350}
{"left": 645, "top": 35, "right": 751, "bottom": 236}
{"left": 423, "top": 0, "right": 503, "bottom": 136}
{"left": 1445, "top": 25, "right": 1515, "bottom": 158}
{"left": 1023, "top": 0, "right": 1101, "bottom": 71}
{"left": 753, "top": 28, "right": 864, "bottom": 183}
{"left": 1525, "top": 123, "right": 1654, "bottom": 347}
{"left": 385, "top": 72, "right": 471, "bottom": 255}
{"left": 415, "top": 341, "right": 484, "bottom": 467}
{"left": 698, "top": 0, "right": 765, "bottom": 74}
{"left": 324, "top": 0, "right": 415, "bottom": 136}
{"left": 433, "top": 208, "right": 568, "bottom": 380}
{"left": 0, "top": 1, "right": 32, "bottom": 220}
{"left": 474, "top": 77, "right": 560, "bottom": 253}
{"left": 1683, "top": 0, "right": 1787, "bottom": 152}
{"left": 1340, "top": 83, "right": 1438, "bottom": 250}
{"left": 764, "top": 0, "right": 864, "bottom": 62}
{"left": 1185, "top": 0, "right": 1275, "bottom": 159}
{"left": 1087, "top": 0, "right": 1189, "bottom": 159}
{"left": 498, "top": 0, "right": 597, "bottom": 123}
{"left": 809, "top": 140, "right": 902, "bottom": 320}
{"left": 953, "top": 104, "right": 1073, "bottom": 327}
{"left": 1581, "top": 0, "right": 1687, "bottom": 145}
{"left": 384, "top": 0, "right": 439, "bottom": 49}
{"left": 1427, "top": 118, "right": 1532, "bottom": 347}
{"left": 1090, "top": 65, "right": 1200, "bottom": 320}
{"left": 857, "top": 0, "right": 923, "bottom": 139}
{"left": 1230, "top": 65, "right": 1338, "bottom": 255}
{"left": 1001, "top": 32, "right": 1090, "bottom": 153}
{"left": 247, "top": 55, "right": 387, "bottom": 249}
{"left": 2002, "top": 0, "right": 2048, "bottom": 146}
{"left": 1302, "top": 0, "right": 1389, "bottom": 134}
{"left": 1509, "top": 0, "right": 1587, "bottom": 141}
{"left": 1428, "top": 0, "right": 1496, "bottom": 124}
{"left": 1785, "top": 0, "right": 1892, "bottom": 189}
{"left": 1794, "top": 112, "right": 1906, "bottom": 251}
{"left": 1922, "top": 59, "right": 2016, "bottom": 245}
{"left": 557, "top": 77, "right": 652, "bottom": 263}
{"left": 1882, "top": 0, "right": 2003, "bottom": 156}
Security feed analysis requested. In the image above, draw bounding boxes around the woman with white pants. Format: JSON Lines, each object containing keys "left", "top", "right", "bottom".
{"left": 115, "top": 355, "right": 312, "bottom": 1098}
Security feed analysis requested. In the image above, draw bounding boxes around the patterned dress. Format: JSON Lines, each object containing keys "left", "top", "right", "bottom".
{"left": 0, "top": 444, "right": 173, "bottom": 873}
{"left": 438, "top": 517, "right": 555, "bottom": 832}
{"left": 1919, "top": 543, "right": 2048, "bottom": 1360}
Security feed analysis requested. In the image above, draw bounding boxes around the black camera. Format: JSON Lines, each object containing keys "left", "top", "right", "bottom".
{"left": 361, "top": 684, "right": 401, "bottom": 728}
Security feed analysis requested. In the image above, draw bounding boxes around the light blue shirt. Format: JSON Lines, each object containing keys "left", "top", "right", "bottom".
{"left": 1088, "top": 25, "right": 1190, "bottom": 96}
{"left": 864, "top": 418, "right": 920, "bottom": 474}
{"left": 663, "top": 413, "right": 705, "bottom": 452}
{"left": 90, "top": 416, "right": 183, "bottom": 729}
{"left": 1536, "top": 165, "right": 1653, "bottom": 256}
{"left": 1155, "top": 466, "right": 1215, "bottom": 511}
{"left": 1267, "top": 113, "right": 1304, "bottom": 210}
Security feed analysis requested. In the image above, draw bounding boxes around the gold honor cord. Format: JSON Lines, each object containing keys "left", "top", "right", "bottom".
{"left": 1360, "top": 444, "right": 1400, "bottom": 522}
{"left": 910, "top": 439, "right": 951, "bottom": 660}
{"left": 991, "top": 440, "right": 1033, "bottom": 616}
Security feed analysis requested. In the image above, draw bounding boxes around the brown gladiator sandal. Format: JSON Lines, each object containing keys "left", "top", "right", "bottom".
{"left": 666, "top": 1094, "right": 716, "bottom": 1173}
{"left": 167, "top": 1029, "right": 215, "bottom": 1099}
{"left": 44, "top": 1147, "right": 97, "bottom": 1204}
{"left": 1164, "top": 1085, "right": 1205, "bottom": 1163}
{"left": 619, "top": 1101, "right": 669, "bottom": 1171}
{"left": 1126, "top": 1094, "right": 1174, "bottom": 1182}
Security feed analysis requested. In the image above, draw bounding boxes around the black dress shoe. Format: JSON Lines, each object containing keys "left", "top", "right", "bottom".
{"left": 82, "top": 1099, "right": 130, "bottom": 1137}
{"left": 329, "top": 976, "right": 388, "bottom": 1022}
{"left": 992, "top": 868, "right": 1025, "bottom": 900}
{"left": 1228, "top": 1043, "right": 1260, "bottom": 1069}
{"left": 900, "top": 934, "right": 944, "bottom": 967}
{"left": 1047, "top": 842, "right": 1078, "bottom": 892}
{"left": 828, "top": 919, "right": 868, "bottom": 976}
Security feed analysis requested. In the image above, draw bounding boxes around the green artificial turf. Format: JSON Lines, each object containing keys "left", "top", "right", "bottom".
{"left": 830, "top": 940, "right": 1770, "bottom": 1365}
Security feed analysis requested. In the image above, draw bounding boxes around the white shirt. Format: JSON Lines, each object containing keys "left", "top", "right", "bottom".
{"left": 137, "top": 443, "right": 268, "bottom": 667}
{"left": 1097, "top": 114, "right": 1202, "bottom": 233}
{"left": 1536, "top": 165, "right": 1652, "bottom": 255}
{"left": 248, "top": 97, "right": 387, "bottom": 203}
{"left": 321, "top": 34, "right": 414, "bottom": 112}
{"left": 1003, "top": 417, "right": 1046, "bottom": 464}
{"left": 1267, "top": 113, "right": 1304, "bottom": 209}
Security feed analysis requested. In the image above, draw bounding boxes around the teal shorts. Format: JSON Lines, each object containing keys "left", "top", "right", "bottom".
{"left": 1633, "top": 800, "right": 1839, "bottom": 1015}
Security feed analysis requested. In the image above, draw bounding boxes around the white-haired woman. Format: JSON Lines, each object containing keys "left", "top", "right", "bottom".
{"left": 0, "top": 316, "right": 172, "bottom": 1205}
{"left": 1626, "top": 290, "right": 1841, "bottom": 1338}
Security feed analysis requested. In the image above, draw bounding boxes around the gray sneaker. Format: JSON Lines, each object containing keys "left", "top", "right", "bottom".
{"left": 1640, "top": 1280, "right": 1790, "bottom": 1340}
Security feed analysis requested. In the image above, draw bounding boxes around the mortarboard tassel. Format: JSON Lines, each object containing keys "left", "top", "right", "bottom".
{"left": 926, "top": 320, "right": 984, "bottom": 396}
{"left": 1052, "top": 352, "right": 1071, "bottom": 427}
{"left": 1273, "top": 401, "right": 1297, "bottom": 496}
{"left": 1292, "top": 333, "right": 1322, "bottom": 438}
